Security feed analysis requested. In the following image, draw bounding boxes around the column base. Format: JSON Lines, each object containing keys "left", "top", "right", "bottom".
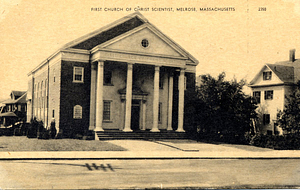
{"left": 88, "top": 125, "right": 95, "bottom": 131}
{"left": 167, "top": 126, "right": 173, "bottom": 131}
{"left": 94, "top": 127, "right": 104, "bottom": 132}
{"left": 123, "top": 128, "right": 133, "bottom": 132}
{"left": 151, "top": 128, "right": 160, "bottom": 132}
{"left": 176, "top": 129, "right": 185, "bottom": 132}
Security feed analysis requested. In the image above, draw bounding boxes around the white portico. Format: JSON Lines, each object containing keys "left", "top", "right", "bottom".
{"left": 83, "top": 12, "right": 198, "bottom": 133}
{"left": 89, "top": 50, "right": 190, "bottom": 132}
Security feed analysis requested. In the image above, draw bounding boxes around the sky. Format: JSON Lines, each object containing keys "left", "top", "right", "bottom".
{"left": 0, "top": 0, "right": 300, "bottom": 100}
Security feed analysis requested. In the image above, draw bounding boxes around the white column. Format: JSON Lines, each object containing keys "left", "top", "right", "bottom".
{"left": 142, "top": 100, "right": 146, "bottom": 130}
{"left": 177, "top": 68, "right": 185, "bottom": 132}
{"left": 89, "top": 62, "right": 97, "bottom": 130}
{"left": 152, "top": 66, "right": 160, "bottom": 132}
{"left": 124, "top": 63, "right": 133, "bottom": 132}
{"left": 95, "top": 60, "right": 104, "bottom": 132}
{"left": 167, "top": 72, "right": 174, "bottom": 131}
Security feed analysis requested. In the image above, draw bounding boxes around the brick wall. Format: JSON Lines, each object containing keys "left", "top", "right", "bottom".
{"left": 60, "top": 60, "right": 91, "bottom": 137}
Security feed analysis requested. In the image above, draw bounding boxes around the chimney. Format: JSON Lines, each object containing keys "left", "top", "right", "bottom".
{"left": 290, "top": 49, "right": 296, "bottom": 62}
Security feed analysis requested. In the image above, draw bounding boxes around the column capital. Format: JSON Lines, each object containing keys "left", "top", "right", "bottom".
{"left": 154, "top": 65, "right": 160, "bottom": 72}
{"left": 97, "top": 60, "right": 105, "bottom": 67}
{"left": 127, "top": 62, "right": 134, "bottom": 70}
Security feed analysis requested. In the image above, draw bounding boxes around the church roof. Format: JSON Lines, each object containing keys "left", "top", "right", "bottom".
{"left": 29, "top": 12, "right": 198, "bottom": 75}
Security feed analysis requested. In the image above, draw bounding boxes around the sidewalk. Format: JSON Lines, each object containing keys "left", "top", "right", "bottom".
{"left": 0, "top": 139, "right": 300, "bottom": 159}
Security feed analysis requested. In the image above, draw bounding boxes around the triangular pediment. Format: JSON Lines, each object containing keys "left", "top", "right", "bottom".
{"left": 62, "top": 12, "right": 198, "bottom": 65}
{"left": 99, "top": 25, "right": 184, "bottom": 58}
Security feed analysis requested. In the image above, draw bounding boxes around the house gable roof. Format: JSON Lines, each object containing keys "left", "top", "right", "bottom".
{"left": 249, "top": 64, "right": 294, "bottom": 86}
{"left": 266, "top": 64, "right": 294, "bottom": 83}
{"left": 11, "top": 91, "right": 26, "bottom": 98}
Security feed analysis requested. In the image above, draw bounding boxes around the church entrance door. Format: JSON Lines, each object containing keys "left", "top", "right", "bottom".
{"left": 131, "top": 100, "right": 140, "bottom": 131}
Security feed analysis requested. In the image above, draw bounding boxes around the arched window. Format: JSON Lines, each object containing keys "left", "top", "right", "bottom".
{"left": 34, "top": 84, "right": 37, "bottom": 116}
{"left": 45, "top": 79, "right": 47, "bottom": 97}
{"left": 45, "top": 79, "right": 48, "bottom": 109}
{"left": 73, "top": 105, "right": 82, "bottom": 119}
{"left": 37, "top": 83, "right": 39, "bottom": 108}
{"left": 34, "top": 84, "right": 37, "bottom": 100}
{"left": 41, "top": 81, "right": 43, "bottom": 97}
{"left": 41, "top": 81, "right": 43, "bottom": 109}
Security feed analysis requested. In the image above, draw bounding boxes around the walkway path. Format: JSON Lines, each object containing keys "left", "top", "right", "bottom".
{"left": 0, "top": 139, "right": 299, "bottom": 160}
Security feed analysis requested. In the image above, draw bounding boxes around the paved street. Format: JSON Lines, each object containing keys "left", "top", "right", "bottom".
{"left": 0, "top": 159, "right": 299, "bottom": 189}
{"left": 0, "top": 139, "right": 300, "bottom": 189}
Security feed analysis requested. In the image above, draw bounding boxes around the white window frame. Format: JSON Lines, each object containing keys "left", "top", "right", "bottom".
{"left": 73, "top": 105, "right": 82, "bottom": 119}
{"left": 264, "top": 90, "right": 273, "bottom": 100}
{"left": 103, "top": 100, "right": 112, "bottom": 122}
{"left": 253, "top": 91, "right": 261, "bottom": 104}
{"left": 263, "top": 71, "right": 272, "bottom": 80}
{"left": 263, "top": 114, "right": 270, "bottom": 125}
{"left": 73, "top": 67, "right": 84, "bottom": 83}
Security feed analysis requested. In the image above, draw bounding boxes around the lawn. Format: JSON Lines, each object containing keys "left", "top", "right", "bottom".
{"left": 0, "top": 136, "right": 126, "bottom": 151}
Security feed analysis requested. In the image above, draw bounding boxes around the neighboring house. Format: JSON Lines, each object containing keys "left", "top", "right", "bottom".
{"left": 249, "top": 49, "right": 300, "bottom": 135}
{"left": 26, "top": 12, "right": 199, "bottom": 138}
{"left": 0, "top": 91, "right": 27, "bottom": 126}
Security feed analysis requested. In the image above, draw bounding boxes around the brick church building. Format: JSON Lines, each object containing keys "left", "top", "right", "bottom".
{"left": 26, "top": 12, "right": 199, "bottom": 138}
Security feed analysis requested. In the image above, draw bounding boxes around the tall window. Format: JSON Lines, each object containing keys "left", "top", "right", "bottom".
{"left": 104, "top": 70, "right": 112, "bottom": 85}
{"left": 263, "top": 114, "right": 270, "bottom": 125}
{"left": 253, "top": 91, "right": 261, "bottom": 103}
{"left": 264, "top": 90, "right": 273, "bottom": 100}
{"left": 45, "top": 79, "right": 47, "bottom": 96}
{"left": 184, "top": 76, "right": 187, "bottom": 90}
{"left": 158, "top": 102, "right": 162, "bottom": 123}
{"left": 159, "top": 73, "right": 164, "bottom": 89}
{"left": 41, "top": 81, "right": 44, "bottom": 110}
{"left": 263, "top": 71, "right": 272, "bottom": 80}
{"left": 41, "top": 81, "right": 43, "bottom": 97}
{"left": 45, "top": 79, "right": 48, "bottom": 109}
{"left": 103, "top": 101, "right": 111, "bottom": 121}
{"left": 73, "top": 105, "right": 82, "bottom": 119}
{"left": 37, "top": 83, "right": 40, "bottom": 118}
{"left": 73, "top": 67, "right": 84, "bottom": 82}
{"left": 34, "top": 84, "right": 37, "bottom": 116}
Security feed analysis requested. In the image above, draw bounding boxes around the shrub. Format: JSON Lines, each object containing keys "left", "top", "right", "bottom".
{"left": 27, "top": 118, "right": 38, "bottom": 138}
{"left": 38, "top": 130, "right": 50, "bottom": 140}
{"left": 49, "top": 121, "right": 57, "bottom": 139}
{"left": 250, "top": 134, "right": 300, "bottom": 150}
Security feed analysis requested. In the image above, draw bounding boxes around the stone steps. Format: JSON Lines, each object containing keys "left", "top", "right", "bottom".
{"left": 96, "top": 130, "right": 189, "bottom": 140}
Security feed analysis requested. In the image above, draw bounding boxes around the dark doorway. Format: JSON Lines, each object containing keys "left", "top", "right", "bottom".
{"left": 131, "top": 100, "right": 140, "bottom": 131}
